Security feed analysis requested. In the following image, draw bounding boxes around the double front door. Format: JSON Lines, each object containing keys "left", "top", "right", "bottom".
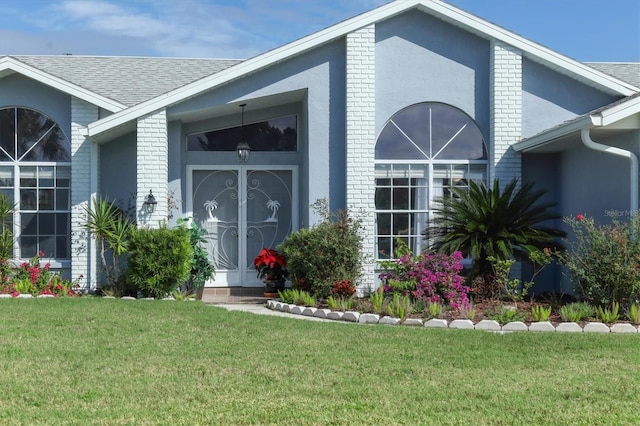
{"left": 188, "top": 166, "right": 296, "bottom": 287}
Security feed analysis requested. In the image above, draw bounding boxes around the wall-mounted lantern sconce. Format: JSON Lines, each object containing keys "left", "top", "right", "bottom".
{"left": 236, "top": 103, "right": 251, "bottom": 163}
{"left": 143, "top": 190, "right": 157, "bottom": 214}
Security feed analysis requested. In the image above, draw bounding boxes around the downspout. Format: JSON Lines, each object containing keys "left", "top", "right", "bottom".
{"left": 580, "top": 127, "right": 638, "bottom": 214}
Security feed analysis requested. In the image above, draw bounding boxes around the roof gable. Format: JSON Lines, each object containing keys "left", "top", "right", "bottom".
{"left": 88, "top": 0, "right": 639, "bottom": 139}
{"left": 0, "top": 56, "right": 126, "bottom": 112}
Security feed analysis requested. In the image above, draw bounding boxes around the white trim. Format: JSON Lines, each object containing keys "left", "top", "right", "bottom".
{"left": 87, "top": 0, "right": 638, "bottom": 139}
{"left": 591, "top": 96, "right": 640, "bottom": 127}
{"left": 0, "top": 57, "right": 126, "bottom": 112}
{"left": 514, "top": 96, "right": 640, "bottom": 152}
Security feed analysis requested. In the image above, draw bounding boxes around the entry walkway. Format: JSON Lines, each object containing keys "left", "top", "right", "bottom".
{"left": 210, "top": 303, "right": 332, "bottom": 322}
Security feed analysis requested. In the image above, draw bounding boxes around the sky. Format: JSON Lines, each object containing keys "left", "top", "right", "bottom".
{"left": 0, "top": 0, "right": 638, "bottom": 62}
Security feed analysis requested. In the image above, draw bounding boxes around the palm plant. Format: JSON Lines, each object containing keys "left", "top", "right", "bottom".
{"left": 84, "top": 197, "right": 132, "bottom": 288}
{"left": 428, "top": 179, "right": 565, "bottom": 298}
{"left": 0, "top": 193, "right": 14, "bottom": 260}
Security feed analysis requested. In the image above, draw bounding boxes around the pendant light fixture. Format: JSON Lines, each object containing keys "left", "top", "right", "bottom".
{"left": 236, "top": 103, "right": 250, "bottom": 163}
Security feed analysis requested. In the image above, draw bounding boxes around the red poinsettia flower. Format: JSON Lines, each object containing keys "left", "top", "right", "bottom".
{"left": 253, "top": 248, "right": 289, "bottom": 281}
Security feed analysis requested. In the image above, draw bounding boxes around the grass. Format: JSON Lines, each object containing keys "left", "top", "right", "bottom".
{"left": 0, "top": 298, "right": 638, "bottom": 425}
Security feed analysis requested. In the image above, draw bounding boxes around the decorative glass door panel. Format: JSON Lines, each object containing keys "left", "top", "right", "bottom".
{"left": 245, "top": 170, "right": 293, "bottom": 285}
{"left": 192, "top": 169, "right": 240, "bottom": 285}
{"left": 190, "top": 167, "right": 295, "bottom": 287}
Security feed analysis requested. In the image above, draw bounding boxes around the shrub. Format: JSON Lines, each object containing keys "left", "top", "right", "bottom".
{"left": 560, "top": 214, "right": 640, "bottom": 306}
{"left": 488, "top": 248, "right": 553, "bottom": 304}
{"left": 279, "top": 199, "right": 364, "bottom": 298}
{"left": 628, "top": 303, "right": 640, "bottom": 325}
{"left": 559, "top": 302, "right": 594, "bottom": 322}
{"left": 487, "top": 306, "right": 526, "bottom": 325}
{"left": 331, "top": 280, "right": 356, "bottom": 298}
{"left": 0, "top": 253, "right": 79, "bottom": 297}
{"left": 379, "top": 243, "right": 470, "bottom": 311}
{"left": 597, "top": 303, "right": 620, "bottom": 324}
{"left": 327, "top": 295, "right": 354, "bottom": 311}
{"left": 176, "top": 218, "right": 215, "bottom": 292}
{"left": 127, "top": 226, "right": 192, "bottom": 298}
{"left": 425, "top": 302, "right": 443, "bottom": 319}
{"left": 277, "top": 289, "right": 296, "bottom": 304}
{"left": 531, "top": 305, "right": 552, "bottom": 322}
{"left": 368, "top": 287, "right": 385, "bottom": 315}
{"left": 429, "top": 179, "right": 565, "bottom": 298}
{"left": 386, "top": 293, "right": 411, "bottom": 320}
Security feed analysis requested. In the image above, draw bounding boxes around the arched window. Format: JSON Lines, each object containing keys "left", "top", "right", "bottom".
{"left": 0, "top": 107, "right": 71, "bottom": 260}
{"left": 375, "top": 102, "right": 488, "bottom": 259}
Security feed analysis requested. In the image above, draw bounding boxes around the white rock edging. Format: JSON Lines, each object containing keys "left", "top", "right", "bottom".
{"left": 267, "top": 302, "right": 640, "bottom": 334}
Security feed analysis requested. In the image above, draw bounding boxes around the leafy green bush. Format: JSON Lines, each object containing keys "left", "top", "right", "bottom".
{"left": 487, "top": 306, "right": 526, "bottom": 325}
{"left": 327, "top": 295, "right": 354, "bottom": 311}
{"left": 559, "top": 302, "right": 594, "bottom": 322}
{"left": 279, "top": 199, "right": 364, "bottom": 298}
{"left": 560, "top": 214, "right": 640, "bottom": 306}
{"left": 629, "top": 303, "right": 640, "bottom": 325}
{"left": 597, "top": 303, "right": 619, "bottom": 324}
{"left": 387, "top": 293, "right": 411, "bottom": 320}
{"left": 426, "top": 302, "right": 443, "bottom": 319}
{"left": 368, "top": 287, "right": 385, "bottom": 315}
{"left": 127, "top": 226, "right": 192, "bottom": 298}
{"left": 531, "top": 305, "right": 552, "bottom": 322}
{"left": 176, "top": 218, "right": 215, "bottom": 292}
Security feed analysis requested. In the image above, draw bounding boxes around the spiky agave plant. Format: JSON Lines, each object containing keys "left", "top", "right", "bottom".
{"left": 427, "top": 179, "right": 565, "bottom": 298}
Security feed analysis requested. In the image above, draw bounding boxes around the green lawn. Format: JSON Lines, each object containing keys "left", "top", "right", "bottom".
{"left": 0, "top": 298, "right": 638, "bottom": 425}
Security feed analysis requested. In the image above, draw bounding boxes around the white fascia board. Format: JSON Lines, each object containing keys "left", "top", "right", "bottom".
{"left": 88, "top": 0, "right": 637, "bottom": 138}
{"left": 515, "top": 98, "right": 640, "bottom": 152}
{"left": 418, "top": 1, "right": 638, "bottom": 96}
{"left": 88, "top": 0, "right": 420, "bottom": 138}
{"left": 0, "top": 57, "right": 126, "bottom": 112}
{"left": 513, "top": 117, "right": 592, "bottom": 152}
{"left": 591, "top": 97, "right": 640, "bottom": 127}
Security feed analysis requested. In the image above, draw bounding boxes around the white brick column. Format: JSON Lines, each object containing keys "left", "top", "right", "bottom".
{"left": 490, "top": 41, "right": 523, "bottom": 279}
{"left": 71, "top": 97, "right": 99, "bottom": 288}
{"left": 136, "top": 110, "right": 168, "bottom": 227}
{"left": 490, "top": 41, "right": 522, "bottom": 186}
{"left": 346, "top": 25, "right": 376, "bottom": 294}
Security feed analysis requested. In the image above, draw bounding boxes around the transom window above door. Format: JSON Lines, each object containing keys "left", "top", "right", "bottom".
{"left": 187, "top": 115, "right": 297, "bottom": 152}
{"left": 375, "top": 102, "right": 488, "bottom": 260}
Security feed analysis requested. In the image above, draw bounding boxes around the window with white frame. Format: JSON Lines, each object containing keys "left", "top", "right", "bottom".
{"left": 375, "top": 102, "right": 488, "bottom": 260}
{"left": 0, "top": 107, "right": 71, "bottom": 260}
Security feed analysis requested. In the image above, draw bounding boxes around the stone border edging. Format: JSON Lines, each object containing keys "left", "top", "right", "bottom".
{"left": 266, "top": 300, "right": 640, "bottom": 334}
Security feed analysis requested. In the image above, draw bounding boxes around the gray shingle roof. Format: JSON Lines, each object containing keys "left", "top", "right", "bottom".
{"left": 12, "top": 55, "right": 243, "bottom": 107}
{"left": 8, "top": 56, "right": 638, "bottom": 109}
{"left": 585, "top": 62, "right": 640, "bottom": 89}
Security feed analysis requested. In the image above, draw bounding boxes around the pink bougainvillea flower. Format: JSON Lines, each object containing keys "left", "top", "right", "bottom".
{"left": 576, "top": 214, "right": 584, "bottom": 222}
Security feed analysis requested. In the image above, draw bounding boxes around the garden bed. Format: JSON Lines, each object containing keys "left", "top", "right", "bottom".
{"left": 266, "top": 299, "right": 640, "bottom": 333}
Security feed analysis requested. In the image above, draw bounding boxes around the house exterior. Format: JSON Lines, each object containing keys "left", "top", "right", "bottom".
{"left": 0, "top": 0, "right": 638, "bottom": 297}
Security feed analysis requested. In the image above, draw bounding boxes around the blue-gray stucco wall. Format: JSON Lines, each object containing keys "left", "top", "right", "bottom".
{"left": 100, "top": 133, "right": 136, "bottom": 208}
{"left": 168, "top": 40, "right": 346, "bottom": 226}
{"left": 375, "top": 10, "right": 491, "bottom": 139}
{"left": 522, "top": 59, "right": 619, "bottom": 138}
{"left": 522, "top": 153, "right": 563, "bottom": 294}
{"left": 0, "top": 74, "right": 71, "bottom": 139}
